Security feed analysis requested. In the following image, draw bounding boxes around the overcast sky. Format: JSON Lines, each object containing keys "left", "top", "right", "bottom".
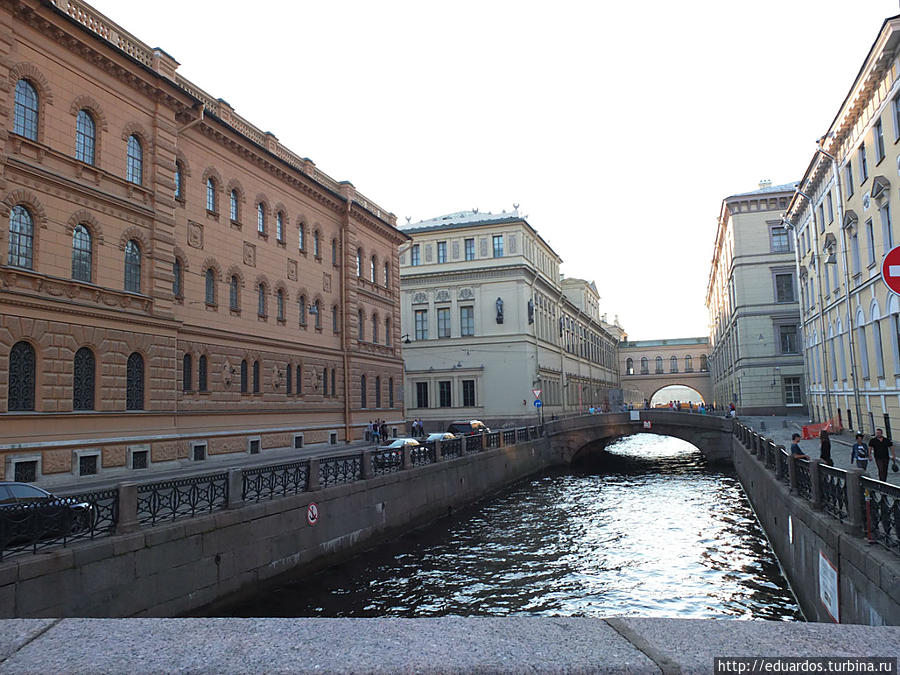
{"left": 88, "top": 0, "right": 900, "bottom": 339}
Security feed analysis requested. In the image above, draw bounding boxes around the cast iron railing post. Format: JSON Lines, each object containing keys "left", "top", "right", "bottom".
{"left": 809, "top": 459, "right": 822, "bottom": 509}
{"left": 227, "top": 468, "right": 244, "bottom": 509}
{"left": 115, "top": 482, "right": 137, "bottom": 535}
{"left": 308, "top": 458, "right": 321, "bottom": 491}
{"left": 845, "top": 468, "right": 865, "bottom": 532}
{"left": 787, "top": 449, "right": 798, "bottom": 492}
{"left": 402, "top": 444, "right": 412, "bottom": 469}
{"left": 361, "top": 450, "right": 373, "bottom": 479}
{"left": 434, "top": 439, "right": 443, "bottom": 461}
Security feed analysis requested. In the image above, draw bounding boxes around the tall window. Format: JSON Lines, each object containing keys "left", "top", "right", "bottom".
{"left": 333, "top": 305, "right": 339, "bottom": 333}
{"left": 460, "top": 306, "right": 474, "bottom": 336}
{"left": 230, "top": 190, "right": 239, "bottom": 221}
{"left": 410, "top": 244, "right": 420, "bottom": 266}
{"left": 257, "top": 283, "right": 266, "bottom": 317}
{"left": 205, "top": 269, "right": 216, "bottom": 305}
{"left": 198, "top": 355, "right": 208, "bottom": 392}
{"left": 384, "top": 261, "right": 390, "bottom": 286}
{"left": 358, "top": 309, "right": 365, "bottom": 340}
{"left": 276, "top": 212, "right": 284, "bottom": 242}
{"left": 124, "top": 240, "right": 141, "bottom": 293}
{"left": 875, "top": 118, "right": 886, "bottom": 163}
{"left": 372, "top": 314, "right": 378, "bottom": 343}
{"left": 175, "top": 162, "right": 184, "bottom": 201}
{"left": 229, "top": 275, "right": 239, "bottom": 311}
{"left": 827, "top": 192, "right": 834, "bottom": 223}
{"left": 276, "top": 289, "right": 285, "bottom": 321}
{"left": 775, "top": 273, "right": 794, "bottom": 303}
{"left": 874, "top": 319, "right": 885, "bottom": 379}
{"left": 851, "top": 232, "right": 862, "bottom": 276}
{"left": 894, "top": 94, "right": 900, "bottom": 141}
{"left": 126, "top": 135, "right": 142, "bottom": 185}
{"left": 253, "top": 360, "right": 260, "bottom": 393}
{"left": 331, "top": 366, "right": 336, "bottom": 396}
{"left": 240, "top": 359, "right": 248, "bottom": 393}
{"left": 361, "top": 374, "right": 367, "bottom": 408}
{"left": 13, "top": 79, "right": 38, "bottom": 140}
{"left": 640, "top": 357, "right": 649, "bottom": 374}
{"left": 286, "top": 362, "right": 292, "bottom": 395}
{"left": 183, "top": 353, "right": 192, "bottom": 392}
{"left": 438, "top": 308, "right": 451, "bottom": 338}
{"left": 257, "top": 203, "right": 266, "bottom": 234}
{"left": 313, "top": 231, "right": 320, "bottom": 257}
{"left": 779, "top": 325, "right": 799, "bottom": 354}
{"left": 685, "top": 355, "right": 693, "bottom": 372}
{"left": 415, "top": 309, "right": 428, "bottom": 340}
{"left": 8, "top": 205, "right": 34, "bottom": 269}
{"left": 389, "top": 378, "right": 394, "bottom": 408}
{"left": 72, "top": 347, "right": 95, "bottom": 411}
{"left": 370, "top": 255, "right": 376, "bottom": 282}
{"left": 881, "top": 203, "right": 893, "bottom": 251}
{"left": 784, "top": 376, "right": 802, "bottom": 405}
{"left": 375, "top": 376, "right": 382, "bottom": 408}
{"left": 492, "top": 235, "right": 504, "bottom": 258}
{"left": 866, "top": 218, "right": 876, "bottom": 265}
{"left": 126, "top": 352, "right": 144, "bottom": 410}
{"left": 299, "top": 224, "right": 306, "bottom": 252}
{"left": 462, "top": 380, "right": 476, "bottom": 407}
{"left": 75, "top": 110, "right": 95, "bottom": 165}
{"left": 206, "top": 178, "right": 217, "bottom": 212}
{"left": 314, "top": 300, "right": 321, "bottom": 329}
{"left": 71, "top": 224, "right": 92, "bottom": 282}
{"left": 859, "top": 143, "right": 868, "bottom": 183}
{"left": 296, "top": 364, "right": 302, "bottom": 395}
{"left": 322, "top": 367, "right": 328, "bottom": 396}
{"left": 173, "top": 259, "right": 183, "bottom": 298}
{"left": 465, "top": 238, "right": 475, "bottom": 261}
{"left": 437, "top": 241, "right": 447, "bottom": 263}
{"left": 385, "top": 317, "right": 391, "bottom": 346}
{"left": 356, "top": 248, "right": 362, "bottom": 275}
{"left": 8, "top": 341, "right": 36, "bottom": 411}
{"left": 332, "top": 238, "right": 338, "bottom": 265}
{"left": 655, "top": 356, "right": 663, "bottom": 373}
{"left": 771, "top": 226, "right": 790, "bottom": 253}
{"left": 858, "top": 324, "right": 870, "bottom": 380}
{"left": 845, "top": 161, "right": 854, "bottom": 197}
{"left": 416, "top": 381, "right": 428, "bottom": 408}
{"left": 439, "top": 380, "right": 451, "bottom": 407}
{"left": 626, "top": 358, "right": 634, "bottom": 375}
{"left": 299, "top": 295, "right": 307, "bottom": 327}
{"left": 700, "top": 354, "right": 708, "bottom": 372}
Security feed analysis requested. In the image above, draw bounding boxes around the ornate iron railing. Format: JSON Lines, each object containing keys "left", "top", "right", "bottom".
{"left": 137, "top": 473, "right": 228, "bottom": 526}
{"left": 372, "top": 449, "right": 403, "bottom": 476}
{"left": 516, "top": 428, "right": 528, "bottom": 442}
{"left": 778, "top": 449, "right": 791, "bottom": 486}
{"left": 441, "top": 437, "right": 463, "bottom": 459}
{"left": 795, "top": 458, "right": 811, "bottom": 500}
{"left": 242, "top": 460, "right": 309, "bottom": 502}
{"left": 820, "top": 464, "right": 848, "bottom": 522}
{"left": 319, "top": 454, "right": 362, "bottom": 487}
{"left": 485, "top": 432, "right": 501, "bottom": 449}
{"left": 764, "top": 443, "right": 776, "bottom": 470}
{"left": 411, "top": 442, "right": 436, "bottom": 467}
{"left": 529, "top": 426, "right": 539, "bottom": 439}
{"left": 503, "top": 430, "right": 516, "bottom": 446}
{"left": 465, "top": 435, "right": 483, "bottom": 454}
{"left": 863, "top": 477, "right": 900, "bottom": 552}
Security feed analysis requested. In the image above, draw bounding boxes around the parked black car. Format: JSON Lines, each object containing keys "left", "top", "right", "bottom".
{"left": 0, "top": 482, "right": 93, "bottom": 550}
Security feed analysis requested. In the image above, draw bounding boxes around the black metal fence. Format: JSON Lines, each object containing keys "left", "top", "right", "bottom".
{"left": 795, "top": 459, "right": 812, "bottom": 500}
{"left": 410, "top": 442, "right": 436, "bottom": 467}
{"left": 242, "top": 459, "right": 309, "bottom": 502}
{"left": 137, "top": 473, "right": 229, "bottom": 526}
{"left": 319, "top": 454, "right": 362, "bottom": 487}
{"left": 820, "top": 464, "right": 848, "bottom": 522}
{"left": 863, "top": 477, "right": 900, "bottom": 552}
{"left": 371, "top": 449, "right": 402, "bottom": 476}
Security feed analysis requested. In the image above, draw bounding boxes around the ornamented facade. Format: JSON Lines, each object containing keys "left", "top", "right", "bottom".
{"left": 398, "top": 210, "right": 619, "bottom": 427}
{"left": 0, "top": 0, "right": 406, "bottom": 486}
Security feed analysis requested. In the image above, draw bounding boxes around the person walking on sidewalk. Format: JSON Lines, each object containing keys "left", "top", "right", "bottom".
{"left": 851, "top": 433, "right": 870, "bottom": 472}
{"left": 819, "top": 430, "right": 833, "bottom": 467}
{"left": 868, "top": 428, "right": 896, "bottom": 482}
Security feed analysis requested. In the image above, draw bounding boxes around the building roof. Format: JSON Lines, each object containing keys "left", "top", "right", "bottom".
{"left": 620, "top": 337, "right": 709, "bottom": 348}
{"left": 727, "top": 181, "right": 799, "bottom": 199}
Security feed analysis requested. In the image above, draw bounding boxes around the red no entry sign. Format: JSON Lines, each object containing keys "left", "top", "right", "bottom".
{"left": 882, "top": 245, "right": 900, "bottom": 294}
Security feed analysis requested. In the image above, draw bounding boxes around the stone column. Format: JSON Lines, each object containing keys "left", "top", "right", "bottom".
{"left": 845, "top": 467, "right": 865, "bottom": 534}
{"left": 226, "top": 468, "right": 244, "bottom": 509}
{"left": 787, "top": 450, "right": 798, "bottom": 492}
{"left": 307, "top": 458, "right": 321, "bottom": 491}
{"left": 434, "top": 439, "right": 443, "bottom": 462}
{"left": 774, "top": 444, "right": 785, "bottom": 480}
{"left": 809, "top": 459, "right": 822, "bottom": 509}
{"left": 115, "top": 482, "right": 137, "bottom": 535}
{"left": 402, "top": 444, "right": 412, "bottom": 469}
{"left": 361, "top": 450, "right": 373, "bottom": 479}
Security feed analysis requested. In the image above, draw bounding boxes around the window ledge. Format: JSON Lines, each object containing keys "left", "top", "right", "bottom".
{"left": 258, "top": 314, "right": 268, "bottom": 321}
{"left": 230, "top": 308, "right": 241, "bottom": 317}
{"left": 206, "top": 210, "right": 219, "bottom": 222}
{"left": 257, "top": 231, "right": 268, "bottom": 240}
{"left": 277, "top": 240, "right": 286, "bottom": 248}
{"left": 230, "top": 220, "right": 242, "bottom": 231}
{"left": 277, "top": 318, "right": 286, "bottom": 325}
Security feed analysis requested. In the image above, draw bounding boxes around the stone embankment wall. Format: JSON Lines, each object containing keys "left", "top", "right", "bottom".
{"left": 0, "top": 438, "right": 553, "bottom": 618}
{"left": 733, "top": 434, "right": 900, "bottom": 624}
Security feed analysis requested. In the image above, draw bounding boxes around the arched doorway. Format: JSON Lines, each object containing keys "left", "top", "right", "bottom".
{"left": 650, "top": 384, "right": 704, "bottom": 409}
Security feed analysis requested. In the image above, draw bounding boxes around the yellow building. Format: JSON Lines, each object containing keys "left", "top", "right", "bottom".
{"left": 786, "top": 14, "right": 900, "bottom": 434}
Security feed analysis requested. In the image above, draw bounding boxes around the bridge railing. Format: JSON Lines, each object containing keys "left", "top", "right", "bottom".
{"left": 733, "top": 421, "right": 900, "bottom": 558}
{"left": 0, "top": 425, "right": 545, "bottom": 560}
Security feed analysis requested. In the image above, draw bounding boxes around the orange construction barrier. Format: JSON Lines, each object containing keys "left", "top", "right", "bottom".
{"left": 802, "top": 417, "right": 842, "bottom": 440}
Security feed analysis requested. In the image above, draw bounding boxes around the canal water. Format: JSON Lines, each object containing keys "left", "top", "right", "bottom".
{"left": 223, "top": 434, "right": 802, "bottom": 620}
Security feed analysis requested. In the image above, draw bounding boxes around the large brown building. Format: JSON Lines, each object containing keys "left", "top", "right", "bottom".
{"left": 0, "top": 0, "right": 407, "bottom": 486}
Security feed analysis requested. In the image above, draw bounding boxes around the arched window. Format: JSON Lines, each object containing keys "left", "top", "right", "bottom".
{"left": 372, "top": 314, "right": 378, "bottom": 343}
{"left": 206, "top": 177, "right": 217, "bottom": 212}
{"left": 240, "top": 359, "right": 248, "bottom": 393}
{"left": 252, "top": 360, "right": 260, "bottom": 393}
{"left": 375, "top": 376, "right": 381, "bottom": 408}
{"left": 276, "top": 289, "right": 285, "bottom": 321}
{"left": 385, "top": 317, "right": 391, "bottom": 346}
{"left": 332, "top": 305, "right": 339, "bottom": 333}
{"left": 655, "top": 356, "right": 663, "bottom": 373}
{"left": 361, "top": 374, "right": 367, "bottom": 408}
{"left": 296, "top": 364, "right": 302, "bottom": 395}
{"left": 183, "top": 353, "right": 192, "bottom": 392}
{"left": 332, "top": 238, "right": 338, "bottom": 265}
{"left": 229, "top": 275, "right": 239, "bottom": 311}
{"left": 175, "top": 161, "right": 184, "bottom": 200}
{"left": 257, "top": 203, "right": 265, "bottom": 234}
{"left": 670, "top": 356, "right": 678, "bottom": 373}
{"left": 286, "top": 362, "right": 293, "bottom": 395}
{"left": 640, "top": 357, "right": 649, "bottom": 374}
{"left": 126, "top": 135, "right": 142, "bottom": 185}
{"left": 75, "top": 110, "right": 95, "bottom": 165}
{"left": 299, "top": 295, "right": 307, "bottom": 327}
{"left": 699, "top": 354, "right": 708, "bottom": 372}
{"left": 205, "top": 269, "right": 216, "bottom": 305}
{"left": 126, "top": 352, "right": 144, "bottom": 410}
{"left": 626, "top": 358, "right": 634, "bottom": 375}
{"left": 370, "top": 255, "right": 376, "bottom": 282}
{"left": 314, "top": 299, "right": 321, "bottom": 329}
{"left": 198, "top": 354, "right": 208, "bottom": 392}
{"left": 276, "top": 212, "right": 284, "bottom": 242}
{"left": 356, "top": 249, "right": 362, "bottom": 277}
{"left": 230, "top": 190, "right": 239, "bottom": 222}
{"left": 358, "top": 309, "right": 365, "bottom": 340}
{"left": 685, "top": 355, "right": 693, "bottom": 372}
{"left": 389, "top": 377, "right": 394, "bottom": 408}
{"left": 257, "top": 283, "right": 266, "bottom": 317}
{"left": 73, "top": 347, "right": 95, "bottom": 411}
{"left": 313, "top": 231, "right": 321, "bottom": 258}
{"left": 322, "top": 367, "right": 328, "bottom": 396}
{"left": 173, "top": 259, "right": 184, "bottom": 298}
{"left": 124, "top": 240, "right": 141, "bottom": 293}
{"left": 13, "top": 79, "right": 38, "bottom": 140}
{"left": 8, "top": 341, "right": 36, "bottom": 411}
{"left": 331, "top": 368, "right": 335, "bottom": 396}
{"left": 8, "top": 205, "right": 34, "bottom": 269}
{"left": 384, "top": 261, "right": 390, "bottom": 287}
{"left": 298, "top": 224, "right": 306, "bottom": 252}
{"left": 71, "top": 224, "right": 92, "bottom": 282}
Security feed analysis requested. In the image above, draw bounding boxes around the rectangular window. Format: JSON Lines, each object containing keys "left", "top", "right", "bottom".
{"left": 779, "top": 324, "right": 799, "bottom": 354}
{"left": 859, "top": 143, "right": 868, "bottom": 183}
{"left": 894, "top": 94, "right": 900, "bottom": 140}
{"left": 462, "top": 380, "right": 476, "bottom": 407}
{"left": 465, "top": 238, "right": 475, "bottom": 261}
{"left": 492, "top": 235, "right": 503, "bottom": 258}
{"left": 439, "top": 380, "right": 451, "bottom": 407}
{"left": 411, "top": 244, "right": 420, "bottom": 266}
{"left": 817, "top": 204, "right": 825, "bottom": 233}
{"left": 14, "top": 460, "right": 37, "bottom": 483}
{"left": 845, "top": 161, "right": 854, "bottom": 197}
{"left": 827, "top": 192, "right": 834, "bottom": 223}
{"left": 416, "top": 382, "right": 429, "bottom": 408}
{"left": 866, "top": 218, "right": 876, "bottom": 265}
{"left": 192, "top": 442, "right": 207, "bottom": 461}
{"left": 774, "top": 273, "right": 794, "bottom": 303}
{"left": 875, "top": 118, "right": 886, "bottom": 162}
{"left": 460, "top": 306, "right": 474, "bottom": 336}
{"left": 437, "top": 241, "right": 447, "bottom": 264}
{"left": 784, "top": 377, "right": 802, "bottom": 405}
{"left": 437, "top": 307, "right": 451, "bottom": 338}
{"left": 851, "top": 232, "right": 862, "bottom": 276}
{"left": 881, "top": 203, "right": 893, "bottom": 250}
{"left": 414, "top": 309, "right": 428, "bottom": 340}
{"left": 131, "top": 450, "right": 148, "bottom": 470}
{"left": 78, "top": 454, "right": 98, "bottom": 476}
{"left": 771, "top": 227, "right": 790, "bottom": 253}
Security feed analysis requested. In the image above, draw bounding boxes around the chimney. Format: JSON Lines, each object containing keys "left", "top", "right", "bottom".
{"left": 759, "top": 179, "right": 772, "bottom": 189}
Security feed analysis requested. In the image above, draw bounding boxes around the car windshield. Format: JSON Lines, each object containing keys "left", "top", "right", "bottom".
{"left": 8, "top": 484, "right": 51, "bottom": 502}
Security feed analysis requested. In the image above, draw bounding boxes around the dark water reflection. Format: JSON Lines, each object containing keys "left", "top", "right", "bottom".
{"left": 221, "top": 434, "right": 803, "bottom": 620}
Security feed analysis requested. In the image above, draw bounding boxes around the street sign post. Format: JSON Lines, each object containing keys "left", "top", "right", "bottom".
{"left": 533, "top": 399, "right": 542, "bottom": 408}
{"left": 882, "top": 245, "right": 900, "bottom": 294}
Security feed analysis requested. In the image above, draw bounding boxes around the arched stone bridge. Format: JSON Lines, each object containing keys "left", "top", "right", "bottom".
{"left": 546, "top": 410, "right": 733, "bottom": 464}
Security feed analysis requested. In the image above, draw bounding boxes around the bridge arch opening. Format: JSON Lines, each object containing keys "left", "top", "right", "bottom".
{"left": 650, "top": 384, "right": 704, "bottom": 409}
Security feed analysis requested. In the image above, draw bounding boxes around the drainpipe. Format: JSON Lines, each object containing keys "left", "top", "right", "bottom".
{"left": 816, "top": 144, "right": 863, "bottom": 433}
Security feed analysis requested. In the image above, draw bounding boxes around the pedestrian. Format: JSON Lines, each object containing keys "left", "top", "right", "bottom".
{"left": 868, "top": 428, "right": 896, "bottom": 482}
{"left": 819, "top": 430, "right": 833, "bottom": 466}
{"left": 851, "top": 433, "right": 869, "bottom": 472}
{"left": 790, "top": 433, "right": 809, "bottom": 460}
{"left": 380, "top": 421, "right": 388, "bottom": 441}
{"left": 371, "top": 420, "right": 379, "bottom": 444}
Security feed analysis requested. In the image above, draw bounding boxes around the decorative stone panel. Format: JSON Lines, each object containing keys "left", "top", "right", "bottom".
{"left": 287, "top": 259, "right": 297, "bottom": 281}
{"left": 425, "top": 245, "right": 433, "bottom": 262}
{"left": 459, "top": 288, "right": 474, "bottom": 300}
{"left": 243, "top": 242, "right": 256, "bottom": 267}
{"left": 509, "top": 234, "right": 517, "bottom": 254}
{"left": 479, "top": 238, "right": 488, "bottom": 257}
{"left": 187, "top": 221, "right": 203, "bottom": 249}
{"left": 452, "top": 241, "right": 460, "bottom": 259}
{"left": 323, "top": 273, "right": 332, "bottom": 293}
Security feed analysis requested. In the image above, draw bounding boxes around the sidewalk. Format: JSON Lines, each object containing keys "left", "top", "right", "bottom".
{"left": 738, "top": 415, "right": 900, "bottom": 486}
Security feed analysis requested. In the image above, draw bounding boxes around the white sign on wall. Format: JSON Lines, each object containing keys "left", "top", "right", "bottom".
{"left": 630, "top": 411, "right": 641, "bottom": 421}
{"left": 819, "top": 550, "right": 839, "bottom": 623}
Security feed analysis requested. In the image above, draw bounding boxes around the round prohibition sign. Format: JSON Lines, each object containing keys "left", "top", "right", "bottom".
{"left": 306, "top": 502, "right": 319, "bottom": 526}
{"left": 882, "top": 245, "right": 900, "bottom": 295}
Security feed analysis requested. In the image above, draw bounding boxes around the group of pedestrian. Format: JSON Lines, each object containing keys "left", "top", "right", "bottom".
{"left": 790, "top": 428, "right": 899, "bottom": 483}
{"left": 411, "top": 418, "right": 426, "bottom": 438}
{"left": 368, "top": 419, "right": 389, "bottom": 444}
